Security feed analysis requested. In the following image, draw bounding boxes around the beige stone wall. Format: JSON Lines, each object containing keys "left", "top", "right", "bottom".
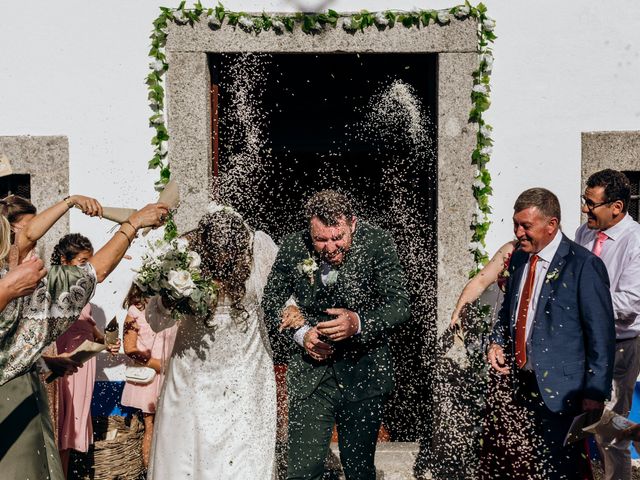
{"left": 0, "top": 136, "right": 69, "bottom": 265}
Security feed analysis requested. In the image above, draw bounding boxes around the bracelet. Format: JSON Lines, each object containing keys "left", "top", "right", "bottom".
{"left": 122, "top": 220, "right": 136, "bottom": 232}
{"left": 63, "top": 196, "right": 74, "bottom": 210}
{"left": 117, "top": 230, "right": 132, "bottom": 246}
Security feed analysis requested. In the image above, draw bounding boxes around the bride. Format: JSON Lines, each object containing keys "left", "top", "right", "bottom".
{"left": 147, "top": 205, "right": 278, "bottom": 479}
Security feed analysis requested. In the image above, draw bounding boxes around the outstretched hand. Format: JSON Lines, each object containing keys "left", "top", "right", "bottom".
{"left": 316, "top": 308, "right": 359, "bottom": 342}
{"left": 487, "top": 343, "right": 510, "bottom": 375}
{"left": 303, "top": 327, "right": 334, "bottom": 361}
{"left": 279, "top": 305, "right": 306, "bottom": 331}
{"left": 43, "top": 353, "right": 82, "bottom": 377}
{"left": 128, "top": 202, "right": 170, "bottom": 230}
{"left": 69, "top": 195, "right": 103, "bottom": 218}
{"left": 620, "top": 424, "right": 640, "bottom": 441}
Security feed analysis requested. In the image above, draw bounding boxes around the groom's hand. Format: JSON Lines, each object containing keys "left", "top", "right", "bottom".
{"left": 303, "top": 327, "right": 334, "bottom": 361}
{"left": 317, "top": 308, "right": 360, "bottom": 342}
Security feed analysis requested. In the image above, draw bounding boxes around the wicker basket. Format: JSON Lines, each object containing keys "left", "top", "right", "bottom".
{"left": 70, "top": 415, "right": 145, "bottom": 480}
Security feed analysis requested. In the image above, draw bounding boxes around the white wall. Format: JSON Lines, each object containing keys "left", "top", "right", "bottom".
{"left": 1, "top": 0, "right": 639, "bottom": 377}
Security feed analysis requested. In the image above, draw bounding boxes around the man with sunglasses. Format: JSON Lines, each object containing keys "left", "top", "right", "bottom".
{"left": 576, "top": 169, "right": 640, "bottom": 480}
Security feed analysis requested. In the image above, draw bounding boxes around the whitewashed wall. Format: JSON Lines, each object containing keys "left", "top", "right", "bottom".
{"left": 1, "top": 0, "right": 639, "bottom": 379}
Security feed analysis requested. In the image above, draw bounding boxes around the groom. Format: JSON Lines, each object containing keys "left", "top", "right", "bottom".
{"left": 263, "top": 190, "right": 410, "bottom": 480}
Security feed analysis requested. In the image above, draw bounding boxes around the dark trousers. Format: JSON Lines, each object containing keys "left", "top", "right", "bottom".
{"left": 287, "top": 367, "right": 385, "bottom": 480}
{"left": 515, "top": 369, "right": 592, "bottom": 480}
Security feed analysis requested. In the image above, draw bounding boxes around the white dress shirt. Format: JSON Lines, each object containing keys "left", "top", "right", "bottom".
{"left": 515, "top": 229, "right": 562, "bottom": 370}
{"left": 575, "top": 214, "right": 640, "bottom": 339}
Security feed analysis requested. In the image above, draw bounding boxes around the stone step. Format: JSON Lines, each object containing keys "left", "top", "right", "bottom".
{"left": 327, "top": 442, "right": 423, "bottom": 480}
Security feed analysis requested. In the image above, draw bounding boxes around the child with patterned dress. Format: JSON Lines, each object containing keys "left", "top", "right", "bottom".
{"left": 52, "top": 234, "right": 120, "bottom": 478}
{"left": 120, "top": 284, "right": 177, "bottom": 468}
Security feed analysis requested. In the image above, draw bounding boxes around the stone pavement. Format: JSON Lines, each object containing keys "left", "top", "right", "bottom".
{"left": 326, "top": 442, "right": 423, "bottom": 480}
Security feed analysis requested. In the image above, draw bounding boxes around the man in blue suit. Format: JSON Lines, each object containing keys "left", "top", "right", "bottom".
{"left": 488, "top": 187, "right": 615, "bottom": 479}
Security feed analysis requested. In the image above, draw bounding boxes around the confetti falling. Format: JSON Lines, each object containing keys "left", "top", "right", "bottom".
{"left": 202, "top": 52, "right": 555, "bottom": 478}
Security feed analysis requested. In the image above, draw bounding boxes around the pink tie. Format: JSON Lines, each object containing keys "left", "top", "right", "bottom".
{"left": 592, "top": 231, "right": 608, "bottom": 257}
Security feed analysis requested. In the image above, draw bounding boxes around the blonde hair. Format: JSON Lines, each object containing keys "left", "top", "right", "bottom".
{"left": 0, "top": 215, "right": 11, "bottom": 267}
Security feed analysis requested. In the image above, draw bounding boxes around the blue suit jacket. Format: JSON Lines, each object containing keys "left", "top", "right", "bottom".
{"left": 490, "top": 234, "right": 615, "bottom": 413}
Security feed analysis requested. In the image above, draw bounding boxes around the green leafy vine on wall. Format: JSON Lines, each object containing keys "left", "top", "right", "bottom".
{"left": 147, "top": 2, "right": 495, "bottom": 271}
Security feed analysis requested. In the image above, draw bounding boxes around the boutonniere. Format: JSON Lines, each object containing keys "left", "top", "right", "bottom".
{"left": 297, "top": 256, "right": 318, "bottom": 285}
{"left": 545, "top": 268, "right": 560, "bottom": 283}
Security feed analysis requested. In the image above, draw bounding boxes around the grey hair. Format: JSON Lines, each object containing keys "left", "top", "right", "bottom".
{"left": 513, "top": 188, "right": 561, "bottom": 222}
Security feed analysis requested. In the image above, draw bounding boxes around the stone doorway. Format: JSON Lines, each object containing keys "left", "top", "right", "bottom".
{"left": 165, "top": 14, "right": 480, "bottom": 474}
{"left": 208, "top": 50, "right": 438, "bottom": 439}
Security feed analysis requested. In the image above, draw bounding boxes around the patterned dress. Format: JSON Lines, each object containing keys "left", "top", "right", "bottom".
{"left": 0, "top": 264, "right": 96, "bottom": 480}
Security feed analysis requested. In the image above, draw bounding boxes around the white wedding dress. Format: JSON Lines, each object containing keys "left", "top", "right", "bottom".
{"left": 147, "top": 231, "right": 278, "bottom": 480}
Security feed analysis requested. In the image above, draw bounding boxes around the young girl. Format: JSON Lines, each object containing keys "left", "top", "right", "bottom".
{"left": 52, "top": 234, "right": 120, "bottom": 478}
{"left": 120, "top": 284, "right": 177, "bottom": 469}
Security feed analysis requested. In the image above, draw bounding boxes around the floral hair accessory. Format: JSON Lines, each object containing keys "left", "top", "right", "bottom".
{"left": 207, "top": 202, "right": 239, "bottom": 217}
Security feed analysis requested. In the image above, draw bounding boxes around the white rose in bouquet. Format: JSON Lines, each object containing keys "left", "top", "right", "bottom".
{"left": 188, "top": 251, "right": 201, "bottom": 269}
{"left": 167, "top": 270, "right": 196, "bottom": 297}
{"left": 175, "top": 238, "right": 189, "bottom": 253}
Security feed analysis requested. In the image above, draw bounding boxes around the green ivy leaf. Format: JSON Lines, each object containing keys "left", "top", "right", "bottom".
{"left": 215, "top": 3, "right": 225, "bottom": 21}
{"left": 227, "top": 13, "right": 239, "bottom": 25}
{"left": 148, "top": 156, "right": 163, "bottom": 169}
{"left": 193, "top": 0, "right": 204, "bottom": 17}
{"left": 420, "top": 11, "right": 432, "bottom": 27}
{"left": 385, "top": 11, "right": 396, "bottom": 28}
{"left": 283, "top": 16, "right": 295, "bottom": 32}
{"left": 160, "top": 166, "right": 171, "bottom": 182}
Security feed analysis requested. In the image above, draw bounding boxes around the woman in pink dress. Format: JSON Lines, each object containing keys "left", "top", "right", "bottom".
{"left": 52, "top": 234, "right": 120, "bottom": 478}
{"left": 121, "top": 285, "right": 177, "bottom": 468}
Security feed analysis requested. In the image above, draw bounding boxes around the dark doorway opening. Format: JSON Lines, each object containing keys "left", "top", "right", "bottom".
{"left": 0, "top": 174, "right": 31, "bottom": 199}
{"left": 209, "top": 52, "right": 438, "bottom": 440}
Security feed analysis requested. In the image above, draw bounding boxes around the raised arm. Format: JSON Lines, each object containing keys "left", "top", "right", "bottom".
{"left": 450, "top": 241, "right": 516, "bottom": 328}
{"left": 16, "top": 195, "right": 103, "bottom": 262}
{"left": 88, "top": 203, "right": 168, "bottom": 283}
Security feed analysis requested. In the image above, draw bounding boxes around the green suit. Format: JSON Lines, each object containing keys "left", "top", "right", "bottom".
{"left": 263, "top": 221, "right": 410, "bottom": 479}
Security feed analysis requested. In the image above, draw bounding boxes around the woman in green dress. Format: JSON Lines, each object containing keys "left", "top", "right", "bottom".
{"left": 0, "top": 196, "right": 168, "bottom": 480}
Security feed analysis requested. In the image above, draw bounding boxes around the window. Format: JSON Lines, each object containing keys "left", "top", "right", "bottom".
{"left": 623, "top": 171, "right": 640, "bottom": 222}
{"left": 0, "top": 174, "right": 31, "bottom": 199}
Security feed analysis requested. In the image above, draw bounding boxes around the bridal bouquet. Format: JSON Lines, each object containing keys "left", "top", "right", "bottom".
{"left": 134, "top": 238, "right": 218, "bottom": 318}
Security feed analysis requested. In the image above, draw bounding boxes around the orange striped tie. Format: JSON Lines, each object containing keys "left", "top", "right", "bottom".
{"left": 515, "top": 254, "right": 539, "bottom": 369}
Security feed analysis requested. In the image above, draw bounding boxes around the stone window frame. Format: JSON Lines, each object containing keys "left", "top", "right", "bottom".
{"left": 0, "top": 136, "right": 69, "bottom": 265}
{"left": 581, "top": 131, "right": 640, "bottom": 224}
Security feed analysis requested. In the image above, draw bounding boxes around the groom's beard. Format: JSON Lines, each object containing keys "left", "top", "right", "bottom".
{"left": 321, "top": 246, "right": 349, "bottom": 265}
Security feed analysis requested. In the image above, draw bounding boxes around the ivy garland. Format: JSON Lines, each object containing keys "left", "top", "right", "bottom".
{"left": 147, "top": 1, "right": 496, "bottom": 275}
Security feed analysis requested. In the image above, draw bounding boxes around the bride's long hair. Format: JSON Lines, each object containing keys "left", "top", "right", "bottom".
{"left": 192, "top": 210, "right": 253, "bottom": 324}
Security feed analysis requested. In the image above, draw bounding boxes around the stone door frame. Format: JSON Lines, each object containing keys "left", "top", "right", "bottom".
{"left": 165, "top": 17, "right": 479, "bottom": 328}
